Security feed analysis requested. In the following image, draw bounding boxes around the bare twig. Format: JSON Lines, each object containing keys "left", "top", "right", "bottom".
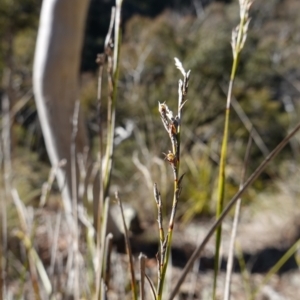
{"left": 224, "top": 131, "right": 253, "bottom": 300}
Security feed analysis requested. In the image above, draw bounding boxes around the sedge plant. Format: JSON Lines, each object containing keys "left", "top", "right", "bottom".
{"left": 153, "top": 58, "right": 190, "bottom": 300}
{"left": 94, "top": 0, "right": 124, "bottom": 298}
{"left": 213, "top": 0, "right": 253, "bottom": 298}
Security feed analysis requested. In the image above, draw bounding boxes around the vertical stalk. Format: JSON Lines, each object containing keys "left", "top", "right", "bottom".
{"left": 213, "top": 1, "right": 253, "bottom": 298}
{"left": 156, "top": 59, "right": 190, "bottom": 299}
{"left": 95, "top": 11, "right": 114, "bottom": 299}
{"left": 1, "top": 68, "right": 12, "bottom": 300}
{"left": 102, "top": 0, "right": 123, "bottom": 197}
{"left": 95, "top": 6, "right": 115, "bottom": 281}
{"left": 139, "top": 254, "right": 147, "bottom": 300}
{"left": 116, "top": 193, "right": 138, "bottom": 300}
{"left": 224, "top": 133, "right": 252, "bottom": 300}
{"left": 95, "top": 2, "right": 123, "bottom": 297}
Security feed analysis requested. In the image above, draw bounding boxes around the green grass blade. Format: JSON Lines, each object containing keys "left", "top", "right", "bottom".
{"left": 213, "top": 2, "right": 253, "bottom": 297}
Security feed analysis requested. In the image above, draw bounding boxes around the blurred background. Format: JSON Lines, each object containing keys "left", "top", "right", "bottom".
{"left": 1, "top": 0, "right": 300, "bottom": 298}
{"left": 1, "top": 0, "right": 299, "bottom": 219}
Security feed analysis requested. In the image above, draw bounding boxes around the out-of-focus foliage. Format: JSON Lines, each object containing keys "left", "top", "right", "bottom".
{"left": 82, "top": 0, "right": 229, "bottom": 71}
{"left": 109, "top": 0, "right": 300, "bottom": 219}
{"left": 0, "top": 0, "right": 39, "bottom": 153}
{"left": 0, "top": 0, "right": 39, "bottom": 80}
{"left": 1, "top": 0, "right": 299, "bottom": 220}
{"left": 2, "top": 1, "right": 300, "bottom": 296}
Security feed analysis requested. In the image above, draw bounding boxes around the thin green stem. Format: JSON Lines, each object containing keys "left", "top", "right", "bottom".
{"left": 213, "top": 5, "right": 250, "bottom": 297}
{"left": 95, "top": 1, "right": 123, "bottom": 297}
{"left": 157, "top": 179, "right": 179, "bottom": 300}
{"left": 213, "top": 104, "right": 230, "bottom": 298}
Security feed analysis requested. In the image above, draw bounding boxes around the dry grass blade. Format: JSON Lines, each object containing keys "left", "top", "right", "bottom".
{"left": 14, "top": 230, "right": 41, "bottom": 300}
{"left": 220, "top": 83, "right": 269, "bottom": 157}
{"left": 133, "top": 151, "right": 153, "bottom": 191}
{"left": 12, "top": 189, "right": 52, "bottom": 297}
{"left": 103, "top": 233, "right": 113, "bottom": 286}
{"left": 49, "top": 211, "right": 62, "bottom": 277}
{"left": 113, "top": 0, "right": 123, "bottom": 75}
{"left": 104, "top": 7, "right": 116, "bottom": 50}
{"left": 145, "top": 273, "right": 157, "bottom": 300}
{"left": 224, "top": 132, "right": 252, "bottom": 300}
{"left": 139, "top": 253, "right": 147, "bottom": 300}
{"left": 0, "top": 187, "right": 6, "bottom": 299}
{"left": 0, "top": 89, "right": 33, "bottom": 132}
{"left": 26, "top": 235, "right": 52, "bottom": 296}
{"left": 1, "top": 71, "right": 12, "bottom": 300}
{"left": 102, "top": 0, "right": 122, "bottom": 198}
{"left": 11, "top": 189, "right": 28, "bottom": 232}
{"left": 95, "top": 197, "right": 110, "bottom": 300}
{"left": 115, "top": 192, "right": 137, "bottom": 300}
{"left": 230, "top": 95, "right": 269, "bottom": 157}
{"left": 169, "top": 121, "right": 300, "bottom": 300}
{"left": 40, "top": 159, "right": 67, "bottom": 207}
{"left": 101, "top": 280, "right": 106, "bottom": 300}
{"left": 95, "top": 5, "right": 115, "bottom": 236}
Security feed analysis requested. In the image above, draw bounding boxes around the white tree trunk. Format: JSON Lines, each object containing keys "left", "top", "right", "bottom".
{"left": 33, "top": 0, "right": 121, "bottom": 238}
